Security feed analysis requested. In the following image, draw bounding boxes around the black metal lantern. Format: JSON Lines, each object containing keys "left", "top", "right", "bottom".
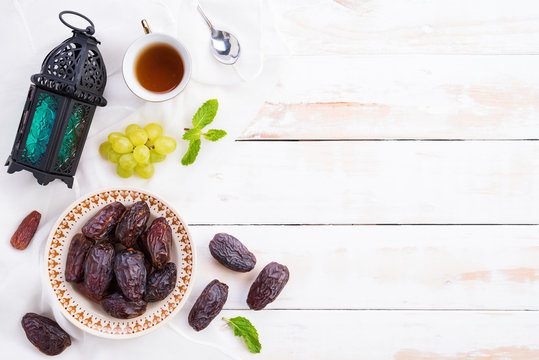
{"left": 6, "top": 11, "right": 107, "bottom": 188}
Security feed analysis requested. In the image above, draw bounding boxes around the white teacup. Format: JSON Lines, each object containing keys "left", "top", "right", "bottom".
{"left": 123, "top": 20, "right": 192, "bottom": 102}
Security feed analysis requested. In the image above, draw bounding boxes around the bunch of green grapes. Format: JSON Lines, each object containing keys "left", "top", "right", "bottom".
{"left": 99, "top": 123, "right": 177, "bottom": 179}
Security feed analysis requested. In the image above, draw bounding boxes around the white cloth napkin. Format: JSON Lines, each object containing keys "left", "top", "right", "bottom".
{"left": 0, "top": 0, "right": 280, "bottom": 359}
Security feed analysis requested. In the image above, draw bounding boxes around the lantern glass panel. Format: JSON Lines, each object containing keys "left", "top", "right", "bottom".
{"left": 54, "top": 102, "right": 91, "bottom": 173}
{"left": 20, "top": 92, "right": 61, "bottom": 167}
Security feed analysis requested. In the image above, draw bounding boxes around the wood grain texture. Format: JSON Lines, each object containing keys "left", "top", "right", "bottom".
{"left": 268, "top": 0, "right": 539, "bottom": 55}
{"left": 176, "top": 310, "right": 539, "bottom": 360}
{"left": 240, "top": 56, "right": 539, "bottom": 139}
{"left": 190, "top": 225, "right": 539, "bottom": 310}
{"left": 139, "top": 141, "right": 539, "bottom": 224}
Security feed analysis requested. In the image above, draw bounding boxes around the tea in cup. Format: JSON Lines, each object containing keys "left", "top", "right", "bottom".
{"left": 123, "top": 20, "right": 191, "bottom": 102}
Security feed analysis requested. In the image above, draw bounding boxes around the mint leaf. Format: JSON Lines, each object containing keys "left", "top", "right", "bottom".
{"left": 192, "top": 99, "right": 218, "bottom": 129}
{"left": 183, "top": 128, "right": 201, "bottom": 141}
{"left": 181, "top": 139, "right": 201, "bottom": 166}
{"left": 203, "top": 129, "right": 227, "bottom": 142}
{"left": 181, "top": 99, "right": 226, "bottom": 165}
{"left": 223, "top": 317, "right": 261, "bottom": 354}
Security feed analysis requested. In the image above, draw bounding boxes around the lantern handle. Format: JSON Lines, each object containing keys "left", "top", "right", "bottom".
{"left": 59, "top": 11, "right": 95, "bottom": 36}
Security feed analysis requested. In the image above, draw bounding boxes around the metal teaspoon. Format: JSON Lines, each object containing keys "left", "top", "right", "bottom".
{"left": 197, "top": 4, "right": 241, "bottom": 65}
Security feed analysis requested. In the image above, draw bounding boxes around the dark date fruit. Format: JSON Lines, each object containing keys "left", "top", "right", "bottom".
{"left": 188, "top": 280, "right": 228, "bottom": 331}
{"left": 144, "top": 262, "right": 177, "bottom": 302}
{"left": 135, "top": 236, "right": 156, "bottom": 274}
{"left": 101, "top": 292, "right": 147, "bottom": 319}
{"left": 65, "top": 233, "right": 93, "bottom": 282}
{"left": 209, "top": 233, "right": 256, "bottom": 272}
{"left": 102, "top": 231, "right": 119, "bottom": 244}
{"left": 21, "top": 313, "right": 71, "bottom": 356}
{"left": 144, "top": 255, "right": 154, "bottom": 275}
{"left": 74, "top": 281, "right": 103, "bottom": 302}
{"left": 115, "top": 201, "right": 150, "bottom": 247}
{"left": 141, "top": 217, "right": 172, "bottom": 270}
{"left": 84, "top": 242, "right": 115, "bottom": 299}
{"left": 108, "top": 274, "right": 121, "bottom": 294}
{"left": 82, "top": 202, "right": 125, "bottom": 240}
{"left": 11, "top": 210, "right": 41, "bottom": 250}
{"left": 114, "top": 249, "right": 146, "bottom": 301}
{"left": 247, "top": 262, "right": 289, "bottom": 310}
{"left": 136, "top": 235, "right": 150, "bottom": 258}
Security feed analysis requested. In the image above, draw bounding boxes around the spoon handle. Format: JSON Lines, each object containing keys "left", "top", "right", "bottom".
{"left": 197, "top": 5, "right": 213, "bottom": 30}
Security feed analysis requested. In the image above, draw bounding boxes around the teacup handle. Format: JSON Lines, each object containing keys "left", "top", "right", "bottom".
{"left": 141, "top": 19, "right": 151, "bottom": 34}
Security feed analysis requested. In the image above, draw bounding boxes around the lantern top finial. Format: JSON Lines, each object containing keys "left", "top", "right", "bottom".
{"left": 30, "top": 11, "right": 107, "bottom": 107}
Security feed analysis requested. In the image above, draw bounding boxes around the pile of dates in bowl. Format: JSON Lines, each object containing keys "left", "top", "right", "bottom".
{"left": 64, "top": 201, "right": 178, "bottom": 319}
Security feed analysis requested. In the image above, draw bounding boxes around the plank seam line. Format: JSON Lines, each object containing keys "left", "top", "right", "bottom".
{"left": 265, "top": 54, "right": 539, "bottom": 58}
{"left": 189, "top": 223, "right": 539, "bottom": 226}
{"left": 222, "top": 308, "right": 539, "bottom": 312}
{"left": 235, "top": 139, "right": 539, "bottom": 142}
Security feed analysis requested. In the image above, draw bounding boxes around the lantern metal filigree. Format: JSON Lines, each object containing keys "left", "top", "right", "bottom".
{"left": 6, "top": 11, "right": 107, "bottom": 188}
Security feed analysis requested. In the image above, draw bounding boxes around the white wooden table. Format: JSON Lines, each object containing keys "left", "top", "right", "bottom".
{"left": 3, "top": 0, "right": 539, "bottom": 359}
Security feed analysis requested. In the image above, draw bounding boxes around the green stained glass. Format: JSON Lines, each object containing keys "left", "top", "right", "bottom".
{"left": 21, "top": 93, "right": 59, "bottom": 167}
{"left": 54, "top": 103, "right": 90, "bottom": 173}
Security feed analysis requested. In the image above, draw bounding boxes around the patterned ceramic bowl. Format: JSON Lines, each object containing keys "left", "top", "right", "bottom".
{"left": 44, "top": 188, "right": 195, "bottom": 339}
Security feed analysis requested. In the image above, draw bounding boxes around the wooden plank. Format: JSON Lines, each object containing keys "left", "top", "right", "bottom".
{"left": 171, "top": 310, "right": 539, "bottom": 360}
{"left": 76, "top": 141, "right": 539, "bottom": 224}
{"left": 7, "top": 140, "right": 539, "bottom": 225}
{"left": 240, "top": 56, "right": 539, "bottom": 140}
{"left": 14, "top": 309, "right": 539, "bottom": 360}
{"left": 267, "top": 0, "right": 539, "bottom": 55}
{"left": 188, "top": 225, "right": 539, "bottom": 310}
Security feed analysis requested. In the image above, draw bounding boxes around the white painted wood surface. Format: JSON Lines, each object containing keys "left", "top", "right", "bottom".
{"left": 242, "top": 0, "right": 539, "bottom": 358}
{"left": 267, "top": 0, "right": 539, "bottom": 55}
{"left": 241, "top": 56, "right": 539, "bottom": 139}
{"left": 145, "top": 141, "right": 539, "bottom": 224}
{"left": 3, "top": 0, "right": 539, "bottom": 359}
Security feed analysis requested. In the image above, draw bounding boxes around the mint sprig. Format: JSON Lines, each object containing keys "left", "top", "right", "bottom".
{"left": 181, "top": 99, "right": 226, "bottom": 166}
{"left": 223, "top": 316, "right": 262, "bottom": 354}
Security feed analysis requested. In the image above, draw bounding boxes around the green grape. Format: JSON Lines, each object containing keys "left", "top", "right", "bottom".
{"left": 108, "top": 149, "right": 122, "bottom": 164}
{"left": 135, "top": 163, "right": 154, "bottom": 179}
{"left": 111, "top": 137, "right": 133, "bottom": 154}
{"left": 133, "top": 145, "right": 150, "bottom": 164}
{"left": 150, "top": 150, "right": 166, "bottom": 163}
{"left": 153, "top": 136, "right": 177, "bottom": 155}
{"left": 119, "top": 153, "right": 137, "bottom": 170}
{"left": 144, "top": 123, "right": 163, "bottom": 141}
{"left": 125, "top": 124, "right": 142, "bottom": 136}
{"left": 108, "top": 132, "right": 126, "bottom": 144}
{"left": 128, "top": 129, "right": 149, "bottom": 146}
{"left": 116, "top": 164, "right": 134, "bottom": 178}
{"left": 99, "top": 142, "right": 112, "bottom": 159}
